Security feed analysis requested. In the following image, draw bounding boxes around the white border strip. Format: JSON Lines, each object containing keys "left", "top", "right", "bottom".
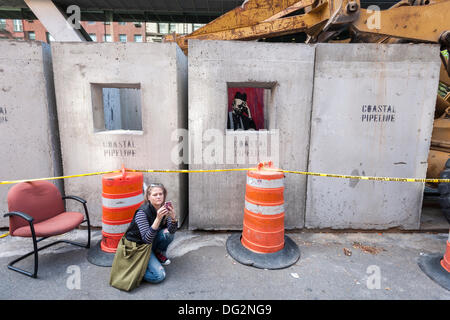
{"left": 245, "top": 200, "right": 284, "bottom": 215}
{"left": 246, "top": 176, "right": 284, "bottom": 189}
{"left": 102, "top": 222, "right": 130, "bottom": 234}
{"left": 102, "top": 193, "right": 144, "bottom": 208}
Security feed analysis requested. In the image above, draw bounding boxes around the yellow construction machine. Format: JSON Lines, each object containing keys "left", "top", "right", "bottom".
{"left": 165, "top": 0, "right": 450, "bottom": 220}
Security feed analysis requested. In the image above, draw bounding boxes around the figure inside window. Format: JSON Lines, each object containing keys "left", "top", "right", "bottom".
{"left": 227, "top": 91, "right": 257, "bottom": 131}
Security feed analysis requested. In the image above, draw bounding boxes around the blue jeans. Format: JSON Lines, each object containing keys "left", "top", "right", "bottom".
{"left": 143, "top": 228, "right": 174, "bottom": 284}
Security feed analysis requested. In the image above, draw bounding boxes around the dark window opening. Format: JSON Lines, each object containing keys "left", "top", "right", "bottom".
{"left": 226, "top": 83, "right": 274, "bottom": 131}
{"left": 91, "top": 83, "right": 142, "bottom": 132}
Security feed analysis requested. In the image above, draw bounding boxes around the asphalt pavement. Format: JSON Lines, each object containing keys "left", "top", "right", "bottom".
{"left": 1, "top": 227, "right": 449, "bottom": 300}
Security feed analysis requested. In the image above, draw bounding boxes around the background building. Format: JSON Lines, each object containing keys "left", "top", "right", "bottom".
{"left": 0, "top": 19, "right": 204, "bottom": 43}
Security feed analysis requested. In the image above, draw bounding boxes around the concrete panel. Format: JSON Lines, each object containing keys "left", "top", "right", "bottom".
{"left": 0, "top": 40, "right": 63, "bottom": 228}
{"left": 51, "top": 42, "right": 188, "bottom": 227}
{"left": 188, "top": 40, "right": 315, "bottom": 230}
{"left": 306, "top": 43, "right": 441, "bottom": 230}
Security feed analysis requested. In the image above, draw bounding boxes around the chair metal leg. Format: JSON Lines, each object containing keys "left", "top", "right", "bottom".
{"left": 82, "top": 202, "right": 91, "bottom": 249}
{"left": 7, "top": 231, "right": 40, "bottom": 278}
{"left": 7, "top": 222, "right": 91, "bottom": 278}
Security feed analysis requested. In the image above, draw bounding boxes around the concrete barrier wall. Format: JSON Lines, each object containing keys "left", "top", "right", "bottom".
{"left": 0, "top": 40, "right": 63, "bottom": 228}
{"left": 188, "top": 40, "right": 315, "bottom": 230}
{"left": 51, "top": 42, "right": 188, "bottom": 227}
{"left": 1, "top": 40, "right": 441, "bottom": 231}
{"left": 305, "top": 43, "right": 441, "bottom": 230}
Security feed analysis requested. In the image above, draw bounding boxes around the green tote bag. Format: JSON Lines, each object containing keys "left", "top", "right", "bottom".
{"left": 109, "top": 236, "right": 152, "bottom": 292}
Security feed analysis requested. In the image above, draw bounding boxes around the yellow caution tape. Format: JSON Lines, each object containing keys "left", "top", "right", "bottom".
{"left": 0, "top": 168, "right": 449, "bottom": 184}
{"left": 0, "top": 170, "right": 119, "bottom": 185}
{"left": 0, "top": 232, "right": 9, "bottom": 238}
{"left": 127, "top": 168, "right": 254, "bottom": 173}
{"left": 263, "top": 168, "right": 450, "bottom": 183}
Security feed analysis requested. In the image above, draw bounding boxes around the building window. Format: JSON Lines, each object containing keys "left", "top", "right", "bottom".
{"left": 119, "top": 34, "right": 127, "bottom": 42}
{"left": 0, "top": 19, "right": 6, "bottom": 30}
{"left": 193, "top": 24, "right": 204, "bottom": 31}
{"left": 13, "top": 19, "right": 23, "bottom": 32}
{"left": 28, "top": 31, "right": 35, "bottom": 40}
{"left": 87, "top": 21, "right": 95, "bottom": 25}
{"left": 169, "top": 23, "right": 177, "bottom": 33}
{"left": 158, "top": 23, "right": 168, "bottom": 34}
{"left": 46, "top": 32, "right": 55, "bottom": 42}
{"left": 104, "top": 21, "right": 111, "bottom": 25}
{"left": 104, "top": 34, "right": 112, "bottom": 42}
{"left": 89, "top": 33, "right": 97, "bottom": 42}
{"left": 134, "top": 34, "right": 142, "bottom": 42}
{"left": 118, "top": 22, "right": 126, "bottom": 26}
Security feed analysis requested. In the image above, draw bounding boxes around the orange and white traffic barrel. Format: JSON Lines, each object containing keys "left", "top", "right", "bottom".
{"left": 242, "top": 162, "right": 285, "bottom": 253}
{"left": 226, "top": 161, "right": 300, "bottom": 269}
{"left": 87, "top": 166, "right": 144, "bottom": 267}
{"left": 100, "top": 169, "right": 144, "bottom": 253}
{"left": 418, "top": 228, "right": 450, "bottom": 291}
{"left": 441, "top": 232, "right": 450, "bottom": 273}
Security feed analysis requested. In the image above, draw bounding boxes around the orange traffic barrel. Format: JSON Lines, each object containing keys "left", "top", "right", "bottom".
{"left": 441, "top": 233, "right": 450, "bottom": 273}
{"left": 418, "top": 228, "right": 450, "bottom": 291}
{"left": 242, "top": 161, "right": 285, "bottom": 253}
{"left": 100, "top": 168, "right": 144, "bottom": 253}
{"left": 226, "top": 161, "right": 300, "bottom": 269}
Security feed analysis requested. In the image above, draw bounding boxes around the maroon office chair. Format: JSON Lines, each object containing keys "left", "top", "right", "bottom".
{"left": 4, "top": 181, "right": 90, "bottom": 278}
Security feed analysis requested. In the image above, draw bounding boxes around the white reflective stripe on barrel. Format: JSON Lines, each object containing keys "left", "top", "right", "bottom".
{"left": 102, "top": 193, "right": 144, "bottom": 208}
{"left": 245, "top": 200, "right": 284, "bottom": 215}
{"left": 102, "top": 222, "right": 131, "bottom": 234}
{"left": 246, "top": 176, "right": 284, "bottom": 189}
{"left": 448, "top": 231, "right": 450, "bottom": 242}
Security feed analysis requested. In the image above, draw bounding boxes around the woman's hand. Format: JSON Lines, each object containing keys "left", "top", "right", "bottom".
{"left": 156, "top": 206, "right": 168, "bottom": 220}
{"left": 152, "top": 206, "right": 168, "bottom": 230}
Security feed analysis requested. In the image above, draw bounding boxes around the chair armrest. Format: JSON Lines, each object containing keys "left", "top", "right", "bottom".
{"left": 62, "top": 195, "right": 90, "bottom": 227}
{"left": 4, "top": 211, "right": 34, "bottom": 223}
{"left": 63, "top": 195, "right": 87, "bottom": 204}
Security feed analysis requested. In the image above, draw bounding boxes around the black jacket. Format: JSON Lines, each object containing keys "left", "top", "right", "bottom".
{"left": 227, "top": 111, "right": 256, "bottom": 130}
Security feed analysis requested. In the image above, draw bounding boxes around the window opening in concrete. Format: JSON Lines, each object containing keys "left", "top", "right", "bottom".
{"left": 91, "top": 83, "right": 143, "bottom": 132}
{"left": 226, "top": 83, "right": 273, "bottom": 131}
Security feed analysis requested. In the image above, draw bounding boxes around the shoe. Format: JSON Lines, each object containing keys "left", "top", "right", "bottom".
{"left": 155, "top": 251, "right": 171, "bottom": 265}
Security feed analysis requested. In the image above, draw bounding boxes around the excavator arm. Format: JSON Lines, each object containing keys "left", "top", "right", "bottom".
{"left": 165, "top": 0, "right": 450, "bottom": 68}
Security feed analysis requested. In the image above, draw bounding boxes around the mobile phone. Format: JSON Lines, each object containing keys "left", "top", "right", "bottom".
{"left": 164, "top": 201, "right": 172, "bottom": 209}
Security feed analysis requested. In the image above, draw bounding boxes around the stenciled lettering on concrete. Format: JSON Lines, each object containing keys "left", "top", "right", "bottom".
{"left": 103, "top": 140, "right": 136, "bottom": 157}
{"left": 0, "top": 107, "right": 7, "bottom": 124}
{"left": 361, "top": 104, "right": 395, "bottom": 123}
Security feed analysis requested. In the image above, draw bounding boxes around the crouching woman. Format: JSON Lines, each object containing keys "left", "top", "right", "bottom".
{"left": 110, "top": 183, "right": 177, "bottom": 291}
